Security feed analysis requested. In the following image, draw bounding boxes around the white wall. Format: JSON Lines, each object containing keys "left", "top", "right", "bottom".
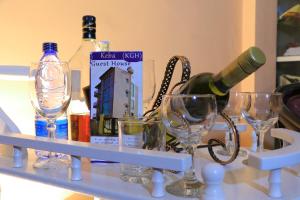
{"left": 0, "top": 0, "right": 245, "bottom": 85}
{"left": 240, "top": 0, "right": 277, "bottom": 92}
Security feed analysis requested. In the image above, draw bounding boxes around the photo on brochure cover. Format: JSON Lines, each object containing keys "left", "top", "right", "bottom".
{"left": 90, "top": 51, "right": 143, "bottom": 141}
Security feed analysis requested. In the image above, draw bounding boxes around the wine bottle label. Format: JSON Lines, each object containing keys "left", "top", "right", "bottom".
{"left": 209, "top": 80, "right": 227, "bottom": 96}
{"left": 35, "top": 119, "right": 68, "bottom": 139}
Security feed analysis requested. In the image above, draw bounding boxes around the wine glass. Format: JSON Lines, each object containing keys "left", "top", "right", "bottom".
{"left": 143, "top": 60, "right": 156, "bottom": 113}
{"left": 29, "top": 61, "right": 71, "bottom": 168}
{"left": 241, "top": 92, "right": 282, "bottom": 152}
{"left": 217, "top": 92, "right": 251, "bottom": 156}
{"left": 161, "top": 94, "right": 217, "bottom": 197}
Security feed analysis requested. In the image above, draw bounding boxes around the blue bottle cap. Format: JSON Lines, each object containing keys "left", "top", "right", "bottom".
{"left": 43, "top": 42, "right": 57, "bottom": 52}
{"left": 82, "top": 15, "right": 96, "bottom": 39}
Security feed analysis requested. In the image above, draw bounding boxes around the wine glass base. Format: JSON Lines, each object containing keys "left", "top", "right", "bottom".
{"left": 216, "top": 148, "right": 248, "bottom": 157}
{"left": 166, "top": 179, "right": 203, "bottom": 198}
{"left": 120, "top": 175, "right": 151, "bottom": 184}
{"left": 33, "top": 157, "right": 69, "bottom": 169}
{"left": 120, "top": 167, "right": 152, "bottom": 184}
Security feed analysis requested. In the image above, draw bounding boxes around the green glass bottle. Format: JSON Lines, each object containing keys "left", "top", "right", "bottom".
{"left": 178, "top": 47, "right": 266, "bottom": 112}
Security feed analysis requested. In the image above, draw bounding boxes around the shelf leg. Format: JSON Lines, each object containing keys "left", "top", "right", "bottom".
{"left": 71, "top": 155, "right": 82, "bottom": 181}
{"left": 268, "top": 168, "right": 282, "bottom": 198}
{"left": 151, "top": 169, "right": 165, "bottom": 198}
{"left": 13, "top": 146, "right": 23, "bottom": 168}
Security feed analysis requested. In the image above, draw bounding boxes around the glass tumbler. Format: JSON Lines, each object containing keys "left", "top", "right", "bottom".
{"left": 118, "top": 117, "right": 165, "bottom": 183}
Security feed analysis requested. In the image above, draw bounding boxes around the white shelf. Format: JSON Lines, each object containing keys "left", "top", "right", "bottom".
{"left": 0, "top": 133, "right": 191, "bottom": 171}
{"left": 277, "top": 55, "right": 300, "bottom": 62}
{"left": 0, "top": 129, "right": 299, "bottom": 199}
{"left": 0, "top": 151, "right": 172, "bottom": 200}
{"left": 1, "top": 149, "right": 300, "bottom": 200}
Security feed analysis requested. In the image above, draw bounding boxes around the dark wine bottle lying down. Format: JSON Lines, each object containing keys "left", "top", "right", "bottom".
{"left": 147, "top": 47, "right": 266, "bottom": 150}
{"left": 166, "top": 46, "right": 266, "bottom": 123}
{"left": 150, "top": 46, "right": 265, "bottom": 118}
{"left": 177, "top": 46, "right": 266, "bottom": 112}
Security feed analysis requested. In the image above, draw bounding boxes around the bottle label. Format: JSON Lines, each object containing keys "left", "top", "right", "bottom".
{"left": 56, "top": 119, "right": 68, "bottom": 139}
{"left": 35, "top": 120, "right": 48, "bottom": 137}
{"left": 35, "top": 118, "right": 68, "bottom": 139}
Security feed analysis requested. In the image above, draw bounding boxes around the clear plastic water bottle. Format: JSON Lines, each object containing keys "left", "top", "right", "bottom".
{"left": 35, "top": 42, "right": 68, "bottom": 159}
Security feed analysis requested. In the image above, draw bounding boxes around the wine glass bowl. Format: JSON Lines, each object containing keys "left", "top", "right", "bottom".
{"left": 241, "top": 92, "right": 283, "bottom": 152}
{"left": 222, "top": 92, "right": 251, "bottom": 123}
{"left": 163, "top": 94, "right": 217, "bottom": 144}
{"left": 30, "top": 61, "right": 71, "bottom": 119}
{"left": 161, "top": 94, "right": 217, "bottom": 197}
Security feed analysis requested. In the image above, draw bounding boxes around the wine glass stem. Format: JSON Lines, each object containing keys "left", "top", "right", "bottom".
{"left": 47, "top": 119, "right": 56, "bottom": 158}
{"left": 47, "top": 119, "right": 56, "bottom": 139}
{"left": 225, "top": 130, "right": 234, "bottom": 154}
{"left": 184, "top": 145, "right": 197, "bottom": 181}
{"left": 257, "top": 130, "right": 264, "bottom": 152}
